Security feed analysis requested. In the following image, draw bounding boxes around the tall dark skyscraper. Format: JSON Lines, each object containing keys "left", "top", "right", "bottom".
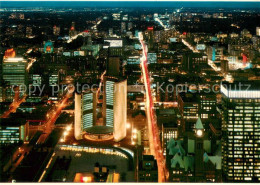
{"left": 221, "top": 82, "right": 260, "bottom": 182}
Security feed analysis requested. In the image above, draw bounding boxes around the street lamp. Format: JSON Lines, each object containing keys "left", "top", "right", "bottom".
{"left": 126, "top": 123, "right": 131, "bottom": 129}
{"left": 66, "top": 125, "right": 72, "bottom": 131}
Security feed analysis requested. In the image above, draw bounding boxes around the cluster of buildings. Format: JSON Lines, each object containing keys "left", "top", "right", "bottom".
{"left": 0, "top": 6, "right": 260, "bottom": 183}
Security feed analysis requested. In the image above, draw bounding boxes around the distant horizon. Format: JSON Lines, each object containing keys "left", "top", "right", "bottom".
{"left": 0, "top": 1, "right": 260, "bottom": 9}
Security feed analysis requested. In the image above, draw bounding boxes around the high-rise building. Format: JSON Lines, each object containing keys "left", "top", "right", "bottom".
{"left": 207, "top": 46, "right": 223, "bottom": 62}
{"left": 107, "top": 57, "right": 120, "bottom": 76}
{"left": 147, "top": 27, "right": 154, "bottom": 50}
{"left": 2, "top": 57, "right": 28, "bottom": 101}
{"left": 103, "top": 77, "right": 127, "bottom": 141}
{"left": 178, "top": 92, "right": 218, "bottom": 135}
{"left": 138, "top": 155, "right": 158, "bottom": 182}
{"left": 221, "top": 81, "right": 260, "bottom": 182}
{"left": 74, "top": 91, "right": 97, "bottom": 140}
{"left": 182, "top": 53, "right": 208, "bottom": 72}
{"left": 74, "top": 78, "right": 127, "bottom": 142}
{"left": 28, "top": 74, "right": 42, "bottom": 102}
{"left": 0, "top": 118, "right": 29, "bottom": 144}
{"left": 162, "top": 122, "right": 178, "bottom": 155}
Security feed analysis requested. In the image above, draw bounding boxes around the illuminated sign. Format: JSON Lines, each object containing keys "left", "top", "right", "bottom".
{"left": 147, "top": 27, "right": 154, "bottom": 30}
{"left": 196, "top": 44, "right": 206, "bottom": 50}
{"left": 63, "top": 52, "right": 71, "bottom": 56}
{"left": 44, "top": 41, "right": 54, "bottom": 53}
{"left": 170, "top": 38, "right": 177, "bottom": 42}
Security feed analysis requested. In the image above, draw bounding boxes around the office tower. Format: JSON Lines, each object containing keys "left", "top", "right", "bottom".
{"left": 107, "top": 57, "right": 120, "bottom": 76}
{"left": 221, "top": 81, "right": 260, "bottom": 182}
{"left": 104, "top": 38, "right": 123, "bottom": 56}
{"left": 221, "top": 60, "right": 229, "bottom": 73}
{"left": 147, "top": 27, "right": 154, "bottom": 50}
{"left": 182, "top": 53, "right": 208, "bottom": 72}
{"left": 103, "top": 77, "right": 127, "bottom": 141}
{"left": 207, "top": 46, "right": 223, "bottom": 62}
{"left": 256, "top": 27, "right": 260, "bottom": 36}
{"left": 2, "top": 57, "right": 28, "bottom": 101}
{"left": 53, "top": 25, "right": 60, "bottom": 36}
{"left": 74, "top": 91, "right": 97, "bottom": 140}
{"left": 28, "top": 74, "right": 42, "bottom": 102}
{"left": 0, "top": 118, "right": 29, "bottom": 144}
{"left": 138, "top": 155, "right": 158, "bottom": 182}
{"left": 178, "top": 92, "right": 199, "bottom": 120}
{"left": 178, "top": 92, "right": 218, "bottom": 134}
{"left": 162, "top": 122, "right": 178, "bottom": 155}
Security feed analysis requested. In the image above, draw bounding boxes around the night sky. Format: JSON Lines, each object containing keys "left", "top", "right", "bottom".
{"left": 1, "top": 1, "right": 260, "bottom": 9}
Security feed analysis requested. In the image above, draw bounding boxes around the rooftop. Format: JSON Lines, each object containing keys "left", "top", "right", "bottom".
{"left": 85, "top": 126, "right": 113, "bottom": 135}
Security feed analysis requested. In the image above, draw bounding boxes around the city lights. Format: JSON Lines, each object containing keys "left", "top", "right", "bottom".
{"left": 0, "top": 1, "right": 259, "bottom": 183}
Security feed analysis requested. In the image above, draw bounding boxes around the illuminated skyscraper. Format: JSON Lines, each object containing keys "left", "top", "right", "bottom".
{"left": 0, "top": 118, "right": 29, "bottom": 144}
{"left": 103, "top": 77, "right": 127, "bottom": 141}
{"left": 2, "top": 57, "right": 28, "bottom": 101}
{"left": 147, "top": 27, "right": 154, "bottom": 50}
{"left": 207, "top": 46, "right": 223, "bottom": 62}
{"left": 74, "top": 91, "right": 97, "bottom": 140}
{"left": 221, "top": 81, "right": 260, "bottom": 182}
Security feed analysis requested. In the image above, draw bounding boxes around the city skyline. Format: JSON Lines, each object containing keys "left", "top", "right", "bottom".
{"left": 0, "top": 0, "right": 260, "bottom": 183}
